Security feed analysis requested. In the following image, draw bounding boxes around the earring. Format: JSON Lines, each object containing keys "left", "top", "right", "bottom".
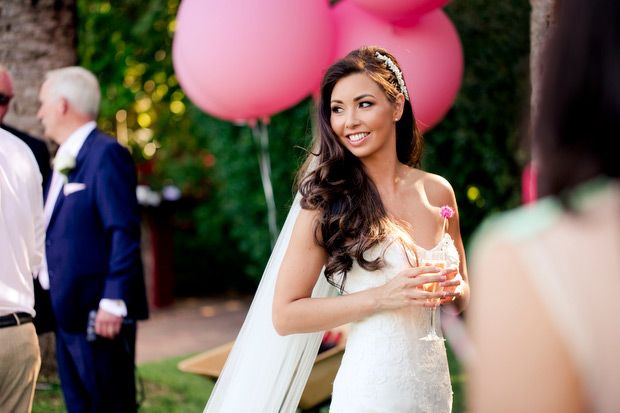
{"left": 394, "top": 118, "right": 399, "bottom": 122}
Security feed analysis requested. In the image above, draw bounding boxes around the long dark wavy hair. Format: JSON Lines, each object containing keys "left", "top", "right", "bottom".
{"left": 535, "top": 0, "right": 620, "bottom": 199}
{"left": 298, "top": 46, "right": 424, "bottom": 292}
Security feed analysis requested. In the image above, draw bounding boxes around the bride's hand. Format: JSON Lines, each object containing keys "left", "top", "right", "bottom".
{"left": 439, "top": 265, "right": 462, "bottom": 304}
{"left": 375, "top": 266, "right": 447, "bottom": 311}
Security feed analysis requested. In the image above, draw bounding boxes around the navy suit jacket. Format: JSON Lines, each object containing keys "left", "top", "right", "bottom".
{"left": 45, "top": 129, "right": 148, "bottom": 332}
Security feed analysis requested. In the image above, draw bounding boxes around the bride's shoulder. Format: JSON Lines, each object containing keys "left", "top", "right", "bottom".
{"left": 404, "top": 167, "right": 455, "bottom": 206}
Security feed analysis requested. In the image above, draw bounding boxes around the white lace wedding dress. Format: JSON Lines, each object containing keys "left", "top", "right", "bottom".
{"left": 330, "top": 234, "right": 458, "bottom": 413}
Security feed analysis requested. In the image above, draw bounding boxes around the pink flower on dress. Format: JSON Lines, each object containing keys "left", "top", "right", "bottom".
{"left": 439, "top": 205, "right": 455, "bottom": 239}
{"left": 440, "top": 205, "right": 455, "bottom": 219}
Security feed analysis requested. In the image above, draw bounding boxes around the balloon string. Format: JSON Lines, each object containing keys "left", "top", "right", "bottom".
{"left": 251, "top": 121, "right": 279, "bottom": 248}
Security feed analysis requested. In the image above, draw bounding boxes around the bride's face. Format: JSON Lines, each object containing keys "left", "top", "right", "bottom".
{"left": 329, "top": 73, "right": 402, "bottom": 161}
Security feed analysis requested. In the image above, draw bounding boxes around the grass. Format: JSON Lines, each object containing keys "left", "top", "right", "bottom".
{"left": 32, "top": 356, "right": 213, "bottom": 413}
{"left": 31, "top": 379, "right": 65, "bottom": 413}
{"left": 33, "top": 347, "right": 466, "bottom": 412}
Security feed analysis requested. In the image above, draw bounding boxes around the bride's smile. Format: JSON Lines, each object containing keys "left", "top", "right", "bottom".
{"left": 330, "top": 72, "right": 401, "bottom": 160}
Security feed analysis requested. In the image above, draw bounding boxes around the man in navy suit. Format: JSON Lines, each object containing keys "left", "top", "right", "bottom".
{"left": 37, "top": 66, "right": 148, "bottom": 412}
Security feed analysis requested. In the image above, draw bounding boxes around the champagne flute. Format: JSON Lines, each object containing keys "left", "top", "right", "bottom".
{"left": 419, "top": 250, "right": 447, "bottom": 341}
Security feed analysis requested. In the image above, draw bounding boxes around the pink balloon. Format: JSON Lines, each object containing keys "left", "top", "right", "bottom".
{"left": 349, "top": 0, "right": 451, "bottom": 24}
{"left": 172, "top": 40, "right": 229, "bottom": 119}
{"left": 333, "top": 1, "right": 463, "bottom": 132}
{"left": 172, "top": 0, "right": 336, "bottom": 122}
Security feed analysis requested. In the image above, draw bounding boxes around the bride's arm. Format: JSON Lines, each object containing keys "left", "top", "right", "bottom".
{"left": 272, "top": 208, "right": 446, "bottom": 336}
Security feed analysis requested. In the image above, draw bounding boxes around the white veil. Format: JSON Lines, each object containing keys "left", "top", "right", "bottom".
{"left": 204, "top": 191, "right": 338, "bottom": 412}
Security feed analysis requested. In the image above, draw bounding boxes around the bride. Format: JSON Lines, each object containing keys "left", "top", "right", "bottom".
{"left": 204, "top": 46, "right": 469, "bottom": 412}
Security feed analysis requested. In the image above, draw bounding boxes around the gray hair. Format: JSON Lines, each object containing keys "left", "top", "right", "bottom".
{"left": 45, "top": 66, "right": 101, "bottom": 119}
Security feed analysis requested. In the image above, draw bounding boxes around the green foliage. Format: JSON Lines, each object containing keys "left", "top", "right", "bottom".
{"left": 76, "top": 0, "right": 531, "bottom": 292}
{"left": 78, "top": 0, "right": 185, "bottom": 169}
{"left": 427, "top": 0, "right": 531, "bottom": 245}
{"left": 172, "top": 104, "right": 314, "bottom": 292}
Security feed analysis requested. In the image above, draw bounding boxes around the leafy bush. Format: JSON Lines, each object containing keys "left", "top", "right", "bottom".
{"left": 427, "top": 0, "right": 531, "bottom": 242}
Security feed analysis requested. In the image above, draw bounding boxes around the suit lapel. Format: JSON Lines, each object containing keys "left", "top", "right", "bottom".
{"left": 46, "top": 129, "right": 98, "bottom": 232}
{"left": 43, "top": 173, "right": 52, "bottom": 204}
{"left": 73, "top": 128, "right": 98, "bottom": 170}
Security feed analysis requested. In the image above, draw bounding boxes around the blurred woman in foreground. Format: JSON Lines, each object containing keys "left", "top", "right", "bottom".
{"left": 467, "top": 0, "right": 620, "bottom": 411}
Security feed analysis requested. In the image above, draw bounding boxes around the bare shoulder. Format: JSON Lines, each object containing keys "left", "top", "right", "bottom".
{"left": 406, "top": 167, "right": 456, "bottom": 207}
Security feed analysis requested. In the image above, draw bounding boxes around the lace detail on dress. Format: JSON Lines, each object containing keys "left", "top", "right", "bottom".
{"left": 330, "top": 236, "right": 458, "bottom": 412}
{"left": 419, "top": 233, "right": 459, "bottom": 265}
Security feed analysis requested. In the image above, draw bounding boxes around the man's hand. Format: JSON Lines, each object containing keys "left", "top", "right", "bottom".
{"left": 94, "top": 307, "right": 123, "bottom": 340}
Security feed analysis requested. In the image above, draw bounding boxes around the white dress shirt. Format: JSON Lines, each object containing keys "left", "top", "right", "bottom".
{"left": 0, "top": 128, "right": 44, "bottom": 317}
{"left": 39, "top": 121, "right": 127, "bottom": 317}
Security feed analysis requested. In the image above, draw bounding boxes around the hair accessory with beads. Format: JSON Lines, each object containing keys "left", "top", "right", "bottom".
{"left": 375, "top": 52, "right": 410, "bottom": 101}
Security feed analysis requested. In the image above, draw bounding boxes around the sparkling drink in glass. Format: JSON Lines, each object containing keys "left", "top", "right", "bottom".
{"left": 419, "top": 250, "right": 447, "bottom": 341}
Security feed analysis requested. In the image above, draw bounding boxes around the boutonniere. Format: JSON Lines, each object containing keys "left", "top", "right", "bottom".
{"left": 53, "top": 153, "right": 76, "bottom": 183}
